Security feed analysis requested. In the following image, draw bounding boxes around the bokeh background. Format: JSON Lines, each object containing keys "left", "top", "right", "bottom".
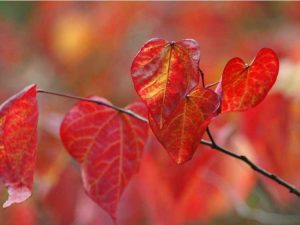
{"left": 1, "top": 2, "right": 300, "bottom": 225}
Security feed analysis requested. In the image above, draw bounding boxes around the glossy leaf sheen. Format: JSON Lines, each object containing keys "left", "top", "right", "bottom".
{"left": 60, "top": 98, "right": 148, "bottom": 222}
{"left": 149, "top": 87, "right": 220, "bottom": 164}
{"left": 0, "top": 85, "right": 38, "bottom": 207}
{"left": 219, "top": 48, "right": 279, "bottom": 112}
{"left": 131, "top": 38, "right": 200, "bottom": 128}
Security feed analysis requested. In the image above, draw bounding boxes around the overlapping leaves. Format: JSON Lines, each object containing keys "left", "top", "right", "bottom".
{"left": 0, "top": 37, "right": 280, "bottom": 224}
{"left": 149, "top": 87, "right": 219, "bottom": 164}
{"left": 131, "top": 38, "right": 279, "bottom": 165}
{"left": 131, "top": 38, "right": 200, "bottom": 128}
{"left": 131, "top": 38, "right": 220, "bottom": 164}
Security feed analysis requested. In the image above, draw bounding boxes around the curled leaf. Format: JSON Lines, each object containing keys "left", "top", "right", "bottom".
{"left": 131, "top": 38, "right": 200, "bottom": 128}
{"left": 219, "top": 48, "right": 279, "bottom": 112}
{"left": 0, "top": 85, "right": 38, "bottom": 207}
{"left": 149, "top": 87, "right": 220, "bottom": 164}
{"left": 60, "top": 98, "right": 148, "bottom": 223}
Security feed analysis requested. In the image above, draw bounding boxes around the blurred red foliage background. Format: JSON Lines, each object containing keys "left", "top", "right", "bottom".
{"left": 1, "top": 2, "right": 300, "bottom": 225}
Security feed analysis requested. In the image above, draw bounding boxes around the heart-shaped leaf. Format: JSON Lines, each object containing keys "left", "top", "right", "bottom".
{"left": 0, "top": 85, "right": 38, "bottom": 207}
{"left": 60, "top": 98, "right": 148, "bottom": 223}
{"left": 218, "top": 48, "right": 279, "bottom": 112}
{"left": 149, "top": 87, "right": 220, "bottom": 164}
{"left": 131, "top": 38, "right": 200, "bottom": 128}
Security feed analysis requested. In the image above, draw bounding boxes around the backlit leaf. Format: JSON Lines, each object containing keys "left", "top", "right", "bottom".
{"left": 131, "top": 38, "right": 200, "bottom": 128}
{"left": 0, "top": 85, "right": 38, "bottom": 207}
{"left": 149, "top": 87, "right": 220, "bottom": 164}
{"left": 60, "top": 98, "right": 148, "bottom": 223}
{"left": 218, "top": 48, "right": 279, "bottom": 112}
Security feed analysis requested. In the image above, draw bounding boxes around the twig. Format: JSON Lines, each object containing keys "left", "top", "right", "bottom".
{"left": 206, "top": 128, "right": 216, "bottom": 145}
{"left": 37, "top": 89, "right": 148, "bottom": 123}
{"left": 38, "top": 89, "right": 300, "bottom": 198}
{"left": 203, "top": 169, "right": 300, "bottom": 225}
{"left": 199, "top": 68, "right": 205, "bottom": 88}
{"left": 203, "top": 129, "right": 300, "bottom": 197}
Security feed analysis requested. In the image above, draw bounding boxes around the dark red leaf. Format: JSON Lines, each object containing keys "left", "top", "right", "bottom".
{"left": 149, "top": 87, "right": 220, "bottom": 164}
{"left": 60, "top": 98, "right": 148, "bottom": 223}
{"left": 131, "top": 38, "right": 200, "bottom": 128}
{"left": 218, "top": 48, "right": 279, "bottom": 112}
{"left": 0, "top": 85, "right": 38, "bottom": 207}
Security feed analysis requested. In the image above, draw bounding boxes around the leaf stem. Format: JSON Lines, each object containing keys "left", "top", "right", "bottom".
{"left": 205, "top": 81, "right": 220, "bottom": 89}
{"left": 206, "top": 127, "right": 216, "bottom": 145}
{"left": 38, "top": 89, "right": 300, "bottom": 198}
{"left": 199, "top": 68, "right": 205, "bottom": 88}
{"left": 199, "top": 69, "right": 219, "bottom": 89}
{"left": 201, "top": 131, "right": 300, "bottom": 198}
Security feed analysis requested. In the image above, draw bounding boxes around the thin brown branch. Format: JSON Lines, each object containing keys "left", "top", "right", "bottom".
{"left": 199, "top": 68, "right": 205, "bottom": 88}
{"left": 203, "top": 129, "right": 300, "bottom": 198}
{"left": 205, "top": 170, "right": 300, "bottom": 225}
{"left": 206, "top": 127, "right": 216, "bottom": 145}
{"left": 38, "top": 89, "right": 300, "bottom": 198}
{"left": 37, "top": 89, "right": 148, "bottom": 123}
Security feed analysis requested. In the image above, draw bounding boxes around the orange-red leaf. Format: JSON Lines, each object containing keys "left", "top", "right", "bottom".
{"left": 0, "top": 85, "right": 38, "bottom": 207}
{"left": 218, "top": 48, "right": 279, "bottom": 112}
{"left": 60, "top": 98, "right": 148, "bottom": 223}
{"left": 131, "top": 38, "right": 200, "bottom": 128}
{"left": 149, "top": 87, "right": 220, "bottom": 164}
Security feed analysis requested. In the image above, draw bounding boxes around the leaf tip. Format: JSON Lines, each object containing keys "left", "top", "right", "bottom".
{"left": 23, "top": 84, "right": 37, "bottom": 95}
{"left": 172, "top": 154, "right": 191, "bottom": 165}
{"left": 3, "top": 186, "right": 31, "bottom": 208}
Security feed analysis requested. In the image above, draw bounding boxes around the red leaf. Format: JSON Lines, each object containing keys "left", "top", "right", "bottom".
{"left": 218, "top": 48, "right": 279, "bottom": 112}
{"left": 149, "top": 87, "right": 220, "bottom": 164}
{"left": 60, "top": 98, "right": 148, "bottom": 223}
{"left": 131, "top": 38, "right": 200, "bottom": 128}
{"left": 0, "top": 85, "right": 38, "bottom": 207}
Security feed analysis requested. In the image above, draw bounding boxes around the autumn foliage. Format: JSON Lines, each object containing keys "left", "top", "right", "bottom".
{"left": 1, "top": 2, "right": 300, "bottom": 225}
{"left": 0, "top": 36, "right": 281, "bottom": 223}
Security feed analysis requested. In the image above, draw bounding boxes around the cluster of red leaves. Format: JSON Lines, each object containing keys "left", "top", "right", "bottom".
{"left": 0, "top": 38, "right": 279, "bottom": 223}
{"left": 131, "top": 38, "right": 279, "bottom": 165}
